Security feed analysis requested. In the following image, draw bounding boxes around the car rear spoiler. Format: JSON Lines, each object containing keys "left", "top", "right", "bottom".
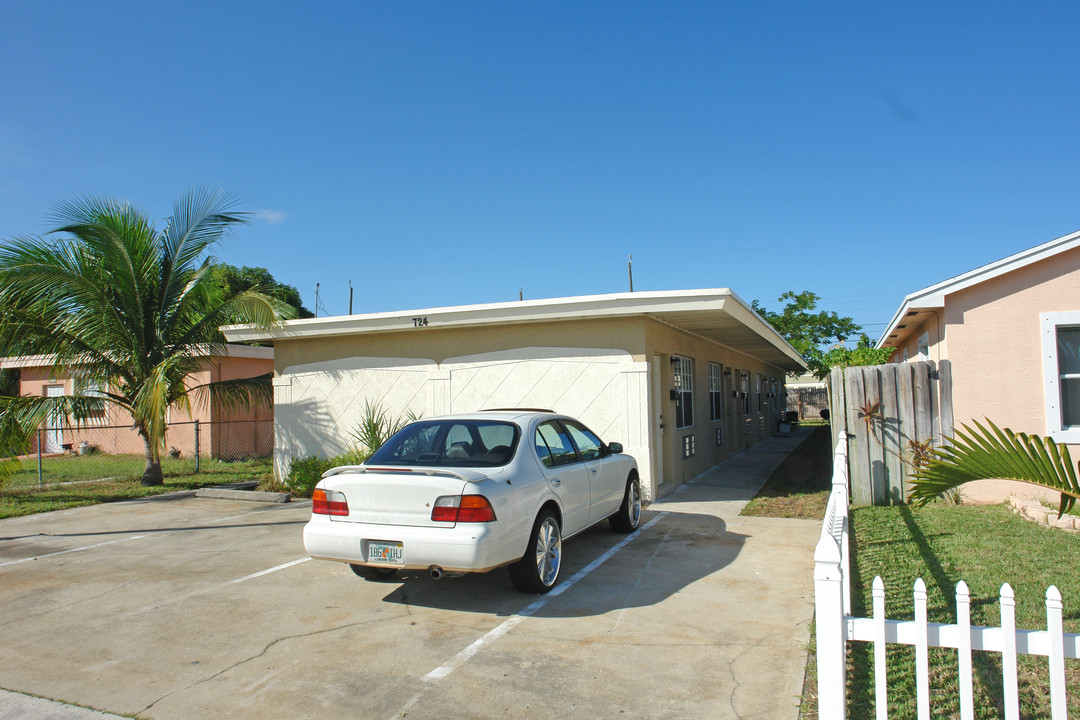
{"left": 321, "top": 465, "right": 483, "bottom": 482}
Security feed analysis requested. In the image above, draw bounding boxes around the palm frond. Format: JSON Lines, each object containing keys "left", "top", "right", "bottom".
{"left": 172, "top": 288, "right": 294, "bottom": 349}
{"left": 910, "top": 418, "right": 1080, "bottom": 516}
{"left": 1, "top": 190, "right": 292, "bottom": 477}
{"left": 159, "top": 188, "right": 248, "bottom": 321}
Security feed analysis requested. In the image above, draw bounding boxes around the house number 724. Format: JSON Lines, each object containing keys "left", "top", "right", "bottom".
{"left": 412, "top": 317, "right": 429, "bottom": 327}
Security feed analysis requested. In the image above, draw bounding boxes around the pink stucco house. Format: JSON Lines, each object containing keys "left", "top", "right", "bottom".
{"left": 0, "top": 345, "right": 274, "bottom": 459}
{"left": 876, "top": 229, "right": 1080, "bottom": 453}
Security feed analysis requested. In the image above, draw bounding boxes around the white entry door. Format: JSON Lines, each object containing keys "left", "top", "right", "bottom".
{"left": 44, "top": 385, "right": 65, "bottom": 454}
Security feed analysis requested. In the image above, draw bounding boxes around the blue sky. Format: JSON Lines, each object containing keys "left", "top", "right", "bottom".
{"left": 3, "top": 2, "right": 1079, "bottom": 341}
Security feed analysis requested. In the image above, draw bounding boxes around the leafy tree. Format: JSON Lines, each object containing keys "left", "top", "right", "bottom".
{"left": 208, "top": 264, "right": 313, "bottom": 319}
{"left": 752, "top": 291, "right": 871, "bottom": 378}
{"left": 0, "top": 189, "right": 294, "bottom": 485}
{"left": 820, "top": 334, "right": 895, "bottom": 373}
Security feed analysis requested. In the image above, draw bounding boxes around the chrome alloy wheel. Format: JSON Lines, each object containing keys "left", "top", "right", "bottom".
{"left": 628, "top": 481, "right": 641, "bottom": 528}
{"left": 535, "top": 516, "right": 562, "bottom": 587}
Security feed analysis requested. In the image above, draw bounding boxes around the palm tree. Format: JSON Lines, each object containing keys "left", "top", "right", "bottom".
{"left": 910, "top": 419, "right": 1080, "bottom": 517}
{"left": 0, "top": 189, "right": 293, "bottom": 485}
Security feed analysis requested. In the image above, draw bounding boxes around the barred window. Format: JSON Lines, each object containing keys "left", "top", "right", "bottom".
{"left": 673, "top": 356, "right": 694, "bottom": 429}
{"left": 740, "top": 371, "right": 750, "bottom": 416}
{"left": 708, "top": 362, "right": 724, "bottom": 422}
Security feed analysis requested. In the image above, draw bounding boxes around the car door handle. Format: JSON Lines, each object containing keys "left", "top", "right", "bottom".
{"left": 588, "top": 467, "right": 597, "bottom": 475}
{"left": 550, "top": 478, "right": 561, "bottom": 487}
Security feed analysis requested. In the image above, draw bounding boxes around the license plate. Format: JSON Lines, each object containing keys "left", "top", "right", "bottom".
{"left": 367, "top": 540, "right": 404, "bottom": 565}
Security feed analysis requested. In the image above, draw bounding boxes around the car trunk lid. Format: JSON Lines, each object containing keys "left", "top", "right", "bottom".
{"left": 321, "top": 466, "right": 486, "bottom": 527}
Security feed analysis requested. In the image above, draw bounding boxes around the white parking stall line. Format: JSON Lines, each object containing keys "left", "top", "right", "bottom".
{"left": 225, "top": 557, "right": 312, "bottom": 585}
{"left": 395, "top": 512, "right": 667, "bottom": 718}
{"left": 0, "top": 535, "right": 148, "bottom": 569}
{"left": 130, "top": 557, "right": 312, "bottom": 615}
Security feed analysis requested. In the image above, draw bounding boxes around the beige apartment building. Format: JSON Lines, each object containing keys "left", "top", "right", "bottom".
{"left": 224, "top": 289, "right": 806, "bottom": 499}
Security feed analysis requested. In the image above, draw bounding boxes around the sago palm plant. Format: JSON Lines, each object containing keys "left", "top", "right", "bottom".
{"left": 0, "top": 189, "right": 293, "bottom": 485}
{"left": 910, "top": 418, "right": 1080, "bottom": 516}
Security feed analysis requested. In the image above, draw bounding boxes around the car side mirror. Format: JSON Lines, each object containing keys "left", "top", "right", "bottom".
{"left": 607, "top": 442, "right": 623, "bottom": 454}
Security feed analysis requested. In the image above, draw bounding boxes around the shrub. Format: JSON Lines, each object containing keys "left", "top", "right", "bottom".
{"left": 286, "top": 456, "right": 333, "bottom": 498}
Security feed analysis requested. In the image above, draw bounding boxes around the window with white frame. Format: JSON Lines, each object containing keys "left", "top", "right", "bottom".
{"left": 672, "top": 356, "right": 694, "bottom": 429}
{"left": 79, "top": 378, "right": 109, "bottom": 426}
{"left": 1041, "top": 312, "right": 1080, "bottom": 442}
{"left": 708, "top": 362, "right": 723, "bottom": 422}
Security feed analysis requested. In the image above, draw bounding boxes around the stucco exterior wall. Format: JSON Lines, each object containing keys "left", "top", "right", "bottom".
{"left": 642, "top": 318, "right": 788, "bottom": 491}
{"left": 270, "top": 314, "right": 792, "bottom": 498}
{"left": 889, "top": 311, "right": 945, "bottom": 364}
{"left": 271, "top": 318, "right": 654, "bottom": 491}
{"left": 944, "top": 246, "right": 1080, "bottom": 445}
{"left": 272, "top": 317, "right": 648, "bottom": 370}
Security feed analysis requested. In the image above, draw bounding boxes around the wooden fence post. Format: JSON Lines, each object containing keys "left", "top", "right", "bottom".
{"left": 848, "top": 368, "right": 873, "bottom": 506}
{"left": 939, "top": 359, "right": 955, "bottom": 442}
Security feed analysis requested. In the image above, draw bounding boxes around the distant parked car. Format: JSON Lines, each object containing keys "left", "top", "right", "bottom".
{"left": 303, "top": 410, "right": 642, "bottom": 593}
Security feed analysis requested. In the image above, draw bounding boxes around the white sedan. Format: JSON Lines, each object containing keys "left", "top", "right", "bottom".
{"left": 302, "top": 410, "right": 642, "bottom": 593}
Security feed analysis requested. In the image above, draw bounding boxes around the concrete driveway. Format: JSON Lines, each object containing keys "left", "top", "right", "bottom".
{"left": 0, "top": 430, "right": 819, "bottom": 720}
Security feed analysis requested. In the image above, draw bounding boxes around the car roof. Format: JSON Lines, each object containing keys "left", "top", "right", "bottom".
{"left": 419, "top": 410, "right": 562, "bottom": 423}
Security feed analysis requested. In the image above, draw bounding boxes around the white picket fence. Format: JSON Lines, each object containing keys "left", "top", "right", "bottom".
{"left": 815, "top": 430, "right": 1079, "bottom": 719}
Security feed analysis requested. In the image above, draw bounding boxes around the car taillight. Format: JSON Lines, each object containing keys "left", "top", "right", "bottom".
{"left": 431, "top": 495, "right": 497, "bottom": 523}
{"left": 312, "top": 488, "right": 349, "bottom": 516}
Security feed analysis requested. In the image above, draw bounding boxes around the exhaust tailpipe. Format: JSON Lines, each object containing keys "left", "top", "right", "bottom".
{"left": 429, "top": 566, "right": 443, "bottom": 580}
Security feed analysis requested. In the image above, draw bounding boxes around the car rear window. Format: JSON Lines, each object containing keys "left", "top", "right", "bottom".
{"left": 367, "top": 420, "right": 520, "bottom": 468}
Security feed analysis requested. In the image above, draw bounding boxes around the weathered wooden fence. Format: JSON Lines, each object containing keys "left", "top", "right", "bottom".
{"left": 815, "top": 422, "right": 1078, "bottom": 719}
{"left": 786, "top": 385, "right": 829, "bottom": 421}
{"left": 829, "top": 361, "right": 954, "bottom": 506}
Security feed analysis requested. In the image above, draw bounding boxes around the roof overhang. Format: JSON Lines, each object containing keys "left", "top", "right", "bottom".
{"left": 876, "top": 228, "right": 1080, "bottom": 349}
{"left": 223, "top": 289, "right": 808, "bottom": 372}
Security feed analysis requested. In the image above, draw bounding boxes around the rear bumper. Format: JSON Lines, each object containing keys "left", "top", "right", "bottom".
{"left": 303, "top": 515, "right": 515, "bottom": 573}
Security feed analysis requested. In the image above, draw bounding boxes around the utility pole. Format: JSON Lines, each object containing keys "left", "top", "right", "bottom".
{"left": 628, "top": 254, "right": 634, "bottom": 292}
{"left": 314, "top": 283, "right": 320, "bottom": 318}
{"left": 349, "top": 280, "right": 353, "bottom": 315}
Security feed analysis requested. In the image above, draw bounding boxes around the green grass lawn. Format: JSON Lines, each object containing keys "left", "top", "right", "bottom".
{"left": 843, "top": 503, "right": 1080, "bottom": 719}
{"left": 0, "top": 454, "right": 273, "bottom": 519}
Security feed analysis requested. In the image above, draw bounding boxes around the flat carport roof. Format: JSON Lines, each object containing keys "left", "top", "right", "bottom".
{"left": 223, "top": 288, "right": 807, "bottom": 373}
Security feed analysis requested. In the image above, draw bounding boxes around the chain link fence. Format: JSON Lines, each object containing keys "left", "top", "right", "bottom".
{"left": 11, "top": 419, "right": 273, "bottom": 488}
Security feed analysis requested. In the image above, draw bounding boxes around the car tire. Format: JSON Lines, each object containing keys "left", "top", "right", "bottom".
{"left": 349, "top": 564, "right": 398, "bottom": 580}
{"left": 509, "top": 510, "right": 562, "bottom": 594}
{"left": 609, "top": 472, "right": 642, "bottom": 533}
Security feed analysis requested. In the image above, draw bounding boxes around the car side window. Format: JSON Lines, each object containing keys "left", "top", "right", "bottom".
{"left": 535, "top": 421, "right": 580, "bottom": 467}
{"left": 563, "top": 420, "right": 603, "bottom": 461}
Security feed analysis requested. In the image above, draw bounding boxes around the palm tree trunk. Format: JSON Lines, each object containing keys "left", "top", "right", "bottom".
{"left": 138, "top": 426, "right": 163, "bottom": 486}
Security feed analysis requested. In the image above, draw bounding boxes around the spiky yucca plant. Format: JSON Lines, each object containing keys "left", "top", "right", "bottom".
{"left": 910, "top": 418, "right": 1080, "bottom": 517}
{"left": 0, "top": 189, "right": 294, "bottom": 485}
{"left": 344, "top": 399, "right": 420, "bottom": 463}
